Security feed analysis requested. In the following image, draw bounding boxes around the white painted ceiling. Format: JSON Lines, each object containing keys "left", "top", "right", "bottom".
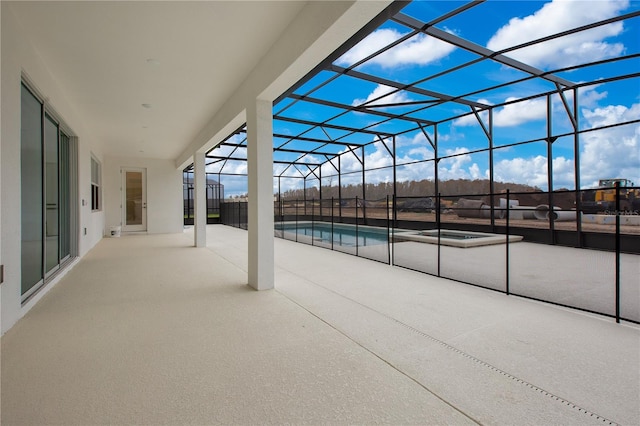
{"left": 9, "top": 1, "right": 308, "bottom": 161}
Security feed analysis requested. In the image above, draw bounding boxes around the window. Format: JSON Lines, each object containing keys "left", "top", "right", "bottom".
{"left": 91, "top": 156, "right": 101, "bottom": 211}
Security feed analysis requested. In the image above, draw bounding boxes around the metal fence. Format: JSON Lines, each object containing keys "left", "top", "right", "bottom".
{"left": 183, "top": 172, "right": 223, "bottom": 225}
{"left": 220, "top": 201, "right": 247, "bottom": 230}
{"left": 221, "top": 187, "right": 639, "bottom": 324}
{"left": 391, "top": 188, "right": 639, "bottom": 325}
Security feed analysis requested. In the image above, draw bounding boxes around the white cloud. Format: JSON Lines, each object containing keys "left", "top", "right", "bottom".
{"left": 558, "top": 84, "right": 608, "bottom": 110}
{"left": 487, "top": 0, "right": 628, "bottom": 69}
{"left": 352, "top": 84, "right": 412, "bottom": 108}
{"left": 577, "top": 85, "right": 608, "bottom": 108}
{"left": 270, "top": 103, "right": 638, "bottom": 195}
{"left": 300, "top": 154, "right": 321, "bottom": 165}
{"left": 579, "top": 102, "right": 640, "bottom": 187}
{"left": 397, "top": 162, "right": 433, "bottom": 182}
{"left": 395, "top": 131, "right": 435, "bottom": 148}
{"left": 495, "top": 98, "right": 547, "bottom": 127}
{"left": 334, "top": 143, "right": 392, "bottom": 174}
{"left": 272, "top": 100, "right": 639, "bottom": 193}
{"left": 453, "top": 98, "right": 491, "bottom": 127}
{"left": 454, "top": 97, "right": 546, "bottom": 127}
{"left": 337, "top": 28, "right": 456, "bottom": 68}
{"left": 492, "top": 155, "right": 579, "bottom": 190}
{"left": 489, "top": 102, "right": 640, "bottom": 190}
{"left": 552, "top": 156, "right": 576, "bottom": 188}
{"left": 582, "top": 103, "right": 640, "bottom": 127}
{"left": 494, "top": 155, "right": 549, "bottom": 188}
{"left": 453, "top": 113, "right": 482, "bottom": 127}
{"left": 407, "top": 146, "right": 434, "bottom": 160}
{"left": 290, "top": 103, "right": 639, "bottom": 193}
{"left": 438, "top": 148, "right": 476, "bottom": 180}
{"left": 227, "top": 160, "right": 247, "bottom": 176}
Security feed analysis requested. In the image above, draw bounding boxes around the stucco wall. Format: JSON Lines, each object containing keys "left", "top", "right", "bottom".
{"left": 1, "top": 5, "right": 105, "bottom": 334}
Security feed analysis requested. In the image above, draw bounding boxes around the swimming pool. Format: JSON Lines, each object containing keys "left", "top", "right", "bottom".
{"left": 276, "top": 222, "right": 522, "bottom": 249}
{"left": 277, "top": 222, "right": 389, "bottom": 247}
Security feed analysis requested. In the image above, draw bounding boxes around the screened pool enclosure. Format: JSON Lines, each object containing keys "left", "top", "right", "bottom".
{"left": 185, "top": 0, "right": 640, "bottom": 323}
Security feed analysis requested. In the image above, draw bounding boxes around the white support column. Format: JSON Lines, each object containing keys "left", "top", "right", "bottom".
{"left": 194, "top": 151, "right": 207, "bottom": 248}
{"left": 247, "top": 98, "right": 274, "bottom": 290}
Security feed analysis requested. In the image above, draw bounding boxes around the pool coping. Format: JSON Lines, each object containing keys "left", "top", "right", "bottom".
{"left": 392, "top": 229, "right": 523, "bottom": 248}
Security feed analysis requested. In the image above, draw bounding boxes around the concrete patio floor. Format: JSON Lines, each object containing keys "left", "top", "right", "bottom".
{"left": 1, "top": 224, "right": 638, "bottom": 425}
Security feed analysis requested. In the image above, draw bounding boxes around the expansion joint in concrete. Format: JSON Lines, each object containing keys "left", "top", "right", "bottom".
{"left": 278, "top": 272, "right": 620, "bottom": 426}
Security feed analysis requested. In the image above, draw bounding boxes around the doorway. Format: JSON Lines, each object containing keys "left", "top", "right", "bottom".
{"left": 122, "top": 168, "right": 147, "bottom": 232}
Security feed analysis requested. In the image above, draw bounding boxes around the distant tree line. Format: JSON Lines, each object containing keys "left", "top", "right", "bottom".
{"left": 278, "top": 179, "right": 542, "bottom": 201}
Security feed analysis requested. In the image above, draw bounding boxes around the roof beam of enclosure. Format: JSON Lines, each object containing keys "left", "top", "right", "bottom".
{"left": 274, "top": 115, "right": 394, "bottom": 137}
{"left": 555, "top": 83, "right": 578, "bottom": 130}
{"left": 205, "top": 156, "right": 247, "bottom": 162}
{"left": 270, "top": 3, "right": 479, "bottom": 147}
{"left": 456, "top": 70, "right": 640, "bottom": 127}
{"left": 291, "top": 164, "right": 308, "bottom": 179}
{"left": 206, "top": 155, "right": 323, "bottom": 169}
{"left": 275, "top": 113, "right": 395, "bottom": 151}
{"left": 287, "top": 94, "right": 434, "bottom": 126}
{"left": 281, "top": 136, "right": 347, "bottom": 169}
{"left": 471, "top": 106, "right": 491, "bottom": 139}
{"left": 426, "top": 0, "right": 485, "bottom": 26}
{"left": 392, "top": 10, "right": 640, "bottom": 91}
{"left": 276, "top": 163, "right": 297, "bottom": 178}
{"left": 214, "top": 128, "right": 357, "bottom": 171}
{"left": 275, "top": 147, "right": 339, "bottom": 157}
{"left": 274, "top": 163, "right": 303, "bottom": 179}
{"left": 376, "top": 134, "right": 395, "bottom": 158}
{"left": 197, "top": 3, "right": 640, "bottom": 175}
{"left": 387, "top": 69, "right": 634, "bottom": 136}
{"left": 392, "top": 12, "right": 576, "bottom": 88}
{"left": 273, "top": 31, "right": 421, "bottom": 120}
{"left": 274, "top": 1, "right": 484, "bottom": 110}
{"left": 203, "top": 128, "right": 247, "bottom": 173}
{"left": 298, "top": 164, "right": 319, "bottom": 180}
{"left": 269, "top": 3, "right": 412, "bottom": 154}
{"left": 274, "top": 1, "right": 411, "bottom": 106}
{"left": 218, "top": 134, "right": 353, "bottom": 151}
{"left": 286, "top": 160, "right": 323, "bottom": 167}
{"left": 323, "top": 154, "right": 340, "bottom": 174}
{"left": 376, "top": 34, "right": 638, "bottom": 122}
{"left": 207, "top": 126, "right": 246, "bottom": 154}
{"left": 416, "top": 124, "right": 435, "bottom": 151}
{"left": 331, "top": 65, "right": 489, "bottom": 109}
{"left": 273, "top": 133, "right": 358, "bottom": 148}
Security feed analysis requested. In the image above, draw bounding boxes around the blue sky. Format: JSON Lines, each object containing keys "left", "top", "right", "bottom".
{"left": 209, "top": 0, "right": 640, "bottom": 196}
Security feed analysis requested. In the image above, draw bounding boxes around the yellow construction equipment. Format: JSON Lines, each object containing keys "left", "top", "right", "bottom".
{"left": 581, "top": 178, "right": 639, "bottom": 213}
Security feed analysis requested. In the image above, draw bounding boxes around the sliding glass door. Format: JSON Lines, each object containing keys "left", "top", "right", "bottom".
{"left": 44, "top": 113, "right": 60, "bottom": 276}
{"left": 21, "top": 84, "right": 44, "bottom": 296}
{"left": 21, "top": 83, "right": 75, "bottom": 300}
{"left": 60, "top": 133, "right": 71, "bottom": 261}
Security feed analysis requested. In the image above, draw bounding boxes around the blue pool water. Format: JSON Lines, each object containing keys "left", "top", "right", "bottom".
{"left": 278, "top": 222, "right": 388, "bottom": 247}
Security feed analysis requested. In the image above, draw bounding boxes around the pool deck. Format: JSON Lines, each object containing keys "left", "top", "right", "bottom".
{"left": 1, "top": 224, "right": 638, "bottom": 425}
{"left": 279, "top": 222, "right": 639, "bottom": 322}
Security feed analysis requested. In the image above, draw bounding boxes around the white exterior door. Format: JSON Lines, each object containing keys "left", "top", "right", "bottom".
{"left": 122, "top": 168, "right": 147, "bottom": 232}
